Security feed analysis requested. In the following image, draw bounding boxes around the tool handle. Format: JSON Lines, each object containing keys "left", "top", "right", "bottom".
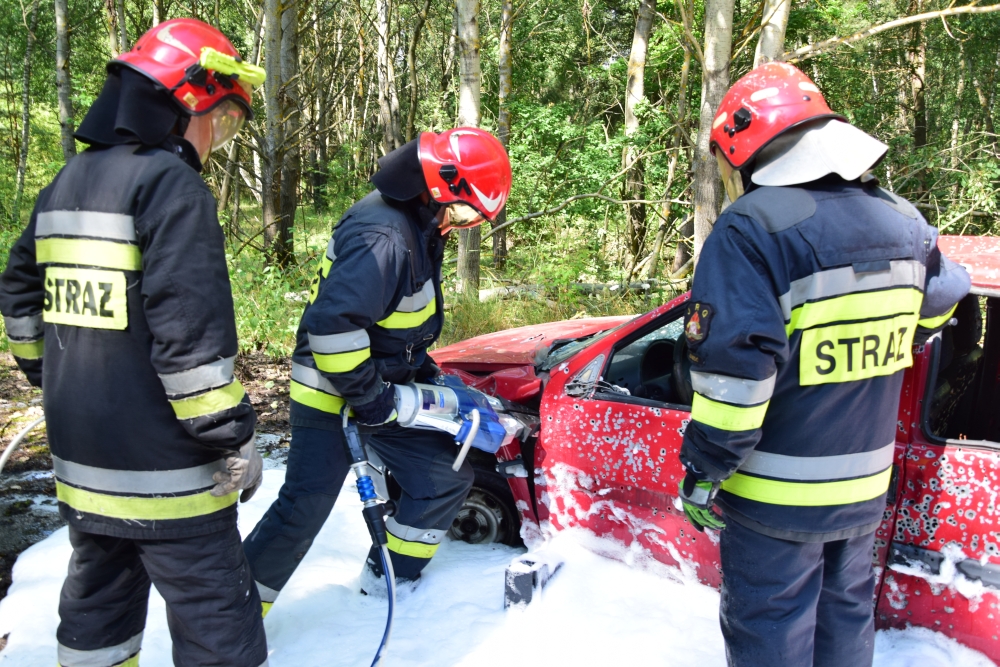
{"left": 0, "top": 416, "right": 45, "bottom": 477}
{"left": 452, "top": 409, "right": 480, "bottom": 472}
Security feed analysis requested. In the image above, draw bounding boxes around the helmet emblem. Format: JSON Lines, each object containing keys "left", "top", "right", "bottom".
{"left": 156, "top": 23, "right": 197, "bottom": 57}
{"left": 448, "top": 129, "right": 480, "bottom": 162}
{"left": 182, "top": 92, "right": 199, "bottom": 109}
{"left": 470, "top": 182, "right": 502, "bottom": 213}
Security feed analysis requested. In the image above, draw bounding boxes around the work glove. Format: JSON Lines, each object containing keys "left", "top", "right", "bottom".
{"left": 211, "top": 437, "right": 263, "bottom": 503}
{"left": 415, "top": 354, "right": 441, "bottom": 382}
{"left": 678, "top": 471, "right": 726, "bottom": 532}
{"left": 351, "top": 382, "right": 398, "bottom": 428}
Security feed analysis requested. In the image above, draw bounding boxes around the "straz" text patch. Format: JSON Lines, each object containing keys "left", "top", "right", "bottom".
{"left": 43, "top": 267, "right": 127, "bottom": 330}
{"left": 799, "top": 314, "right": 918, "bottom": 386}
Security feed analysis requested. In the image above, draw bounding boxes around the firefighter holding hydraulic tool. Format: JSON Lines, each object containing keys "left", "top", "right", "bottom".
{"left": 676, "top": 63, "right": 971, "bottom": 667}
{"left": 244, "top": 129, "right": 512, "bottom": 613}
{"left": 0, "top": 19, "right": 268, "bottom": 667}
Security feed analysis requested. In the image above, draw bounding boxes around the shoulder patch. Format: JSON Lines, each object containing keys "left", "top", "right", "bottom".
{"left": 684, "top": 301, "right": 714, "bottom": 348}
{"left": 725, "top": 187, "right": 817, "bottom": 233}
{"left": 873, "top": 188, "right": 919, "bottom": 219}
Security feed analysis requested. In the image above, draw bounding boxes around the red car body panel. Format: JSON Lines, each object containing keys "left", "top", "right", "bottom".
{"left": 431, "top": 235, "right": 1000, "bottom": 659}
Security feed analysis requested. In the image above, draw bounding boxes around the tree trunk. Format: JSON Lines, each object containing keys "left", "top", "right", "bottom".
{"left": 491, "top": 0, "right": 513, "bottom": 269}
{"left": 455, "top": 0, "right": 482, "bottom": 295}
{"left": 55, "top": 0, "right": 76, "bottom": 161}
{"left": 262, "top": 0, "right": 282, "bottom": 257}
{"left": 312, "top": 5, "right": 328, "bottom": 209}
{"left": 621, "top": 0, "right": 655, "bottom": 280}
{"left": 376, "top": 0, "right": 404, "bottom": 152}
{"left": 405, "top": 0, "right": 432, "bottom": 142}
{"left": 152, "top": 0, "right": 163, "bottom": 26}
{"left": 116, "top": 0, "right": 128, "bottom": 52}
{"left": 692, "top": 0, "right": 735, "bottom": 262}
{"left": 276, "top": 0, "right": 300, "bottom": 267}
{"left": 218, "top": 142, "right": 239, "bottom": 212}
{"left": 105, "top": 0, "right": 119, "bottom": 57}
{"left": 670, "top": 28, "right": 693, "bottom": 274}
{"left": 753, "top": 0, "right": 790, "bottom": 67}
{"left": 13, "top": 0, "right": 40, "bottom": 225}
{"left": 950, "top": 47, "right": 966, "bottom": 171}
{"left": 909, "top": 1, "right": 927, "bottom": 150}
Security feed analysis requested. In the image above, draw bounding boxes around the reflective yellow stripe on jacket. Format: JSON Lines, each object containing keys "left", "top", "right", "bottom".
{"left": 721, "top": 443, "right": 895, "bottom": 506}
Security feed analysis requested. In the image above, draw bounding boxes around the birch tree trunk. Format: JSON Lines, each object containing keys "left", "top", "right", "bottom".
{"left": 692, "top": 0, "right": 735, "bottom": 262}
{"left": 262, "top": 0, "right": 282, "bottom": 257}
{"left": 376, "top": 0, "right": 404, "bottom": 152}
{"left": 621, "top": 0, "right": 655, "bottom": 280}
{"left": 455, "top": 0, "right": 482, "bottom": 295}
{"left": 55, "top": 0, "right": 76, "bottom": 161}
{"left": 276, "top": 0, "right": 300, "bottom": 267}
{"left": 405, "top": 0, "right": 432, "bottom": 142}
{"left": 116, "top": 0, "right": 128, "bottom": 52}
{"left": 491, "top": 0, "right": 513, "bottom": 269}
{"left": 753, "top": 0, "right": 790, "bottom": 67}
{"left": 152, "top": 0, "right": 163, "bottom": 26}
{"left": 13, "top": 0, "right": 40, "bottom": 224}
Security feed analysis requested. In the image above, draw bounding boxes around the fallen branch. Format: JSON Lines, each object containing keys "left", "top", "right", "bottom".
{"left": 482, "top": 194, "right": 690, "bottom": 240}
{"left": 783, "top": 3, "right": 1000, "bottom": 62}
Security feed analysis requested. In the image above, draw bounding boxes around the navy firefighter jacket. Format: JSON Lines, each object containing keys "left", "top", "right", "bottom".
{"left": 679, "top": 178, "right": 970, "bottom": 542}
{"left": 288, "top": 190, "right": 445, "bottom": 429}
{"left": 0, "top": 142, "right": 257, "bottom": 539}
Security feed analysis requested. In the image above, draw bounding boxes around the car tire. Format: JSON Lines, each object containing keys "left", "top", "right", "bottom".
{"left": 449, "top": 460, "right": 523, "bottom": 547}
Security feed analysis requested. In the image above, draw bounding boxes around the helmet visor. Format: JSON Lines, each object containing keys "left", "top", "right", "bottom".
{"left": 209, "top": 99, "right": 246, "bottom": 152}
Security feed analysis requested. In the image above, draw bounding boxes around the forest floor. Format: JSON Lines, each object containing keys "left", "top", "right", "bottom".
{"left": 0, "top": 352, "right": 297, "bottom": 608}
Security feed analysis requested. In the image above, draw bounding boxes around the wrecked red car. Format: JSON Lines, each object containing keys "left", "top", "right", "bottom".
{"left": 432, "top": 234, "right": 1000, "bottom": 660}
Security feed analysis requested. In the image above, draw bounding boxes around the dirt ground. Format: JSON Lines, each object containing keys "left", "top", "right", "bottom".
{"left": 0, "top": 352, "right": 294, "bottom": 606}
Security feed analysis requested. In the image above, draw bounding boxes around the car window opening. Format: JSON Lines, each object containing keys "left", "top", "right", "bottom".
{"left": 924, "top": 294, "right": 1000, "bottom": 449}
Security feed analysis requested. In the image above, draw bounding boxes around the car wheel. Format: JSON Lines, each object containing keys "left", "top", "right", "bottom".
{"left": 449, "top": 463, "right": 523, "bottom": 547}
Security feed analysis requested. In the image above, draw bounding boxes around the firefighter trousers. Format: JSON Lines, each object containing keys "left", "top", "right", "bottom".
{"left": 57, "top": 523, "right": 268, "bottom": 667}
{"left": 243, "top": 421, "right": 474, "bottom": 612}
{"left": 718, "top": 517, "right": 876, "bottom": 667}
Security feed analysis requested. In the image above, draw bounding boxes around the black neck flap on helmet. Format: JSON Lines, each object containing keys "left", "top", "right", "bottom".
{"left": 370, "top": 139, "right": 427, "bottom": 202}
{"left": 76, "top": 69, "right": 188, "bottom": 148}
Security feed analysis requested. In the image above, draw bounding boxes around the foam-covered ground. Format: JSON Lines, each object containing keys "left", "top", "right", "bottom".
{"left": 0, "top": 468, "right": 994, "bottom": 666}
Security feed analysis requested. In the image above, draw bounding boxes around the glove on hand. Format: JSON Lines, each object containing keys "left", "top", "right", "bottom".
{"left": 351, "top": 382, "right": 398, "bottom": 427}
{"left": 415, "top": 354, "right": 441, "bottom": 382}
{"left": 678, "top": 472, "right": 726, "bottom": 532}
{"left": 211, "top": 438, "right": 264, "bottom": 503}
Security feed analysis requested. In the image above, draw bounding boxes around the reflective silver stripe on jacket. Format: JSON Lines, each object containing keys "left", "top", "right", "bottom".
{"left": 57, "top": 632, "right": 143, "bottom": 667}
{"left": 738, "top": 442, "right": 895, "bottom": 481}
{"left": 690, "top": 371, "right": 776, "bottom": 406}
{"left": 158, "top": 356, "right": 236, "bottom": 396}
{"left": 256, "top": 580, "right": 281, "bottom": 603}
{"left": 326, "top": 236, "right": 336, "bottom": 262}
{"left": 36, "top": 210, "right": 137, "bottom": 242}
{"left": 778, "top": 260, "right": 926, "bottom": 321}
{"left": 291, "top": 361, "right": 341, "bottom": 395}
{"left": 52, "top": 455, "right": 226, "bottom": 494}
{"left": 386, "top": 516, "right": 446, "bottom": 544}
{"left": 3, "top": 314, "right": 43, "bottom": 340}
{"left": 308, "top": 329, "right": 370, "bottom": 354}
{"left": 395, "top": 281, "right": 435, "bottom": 313}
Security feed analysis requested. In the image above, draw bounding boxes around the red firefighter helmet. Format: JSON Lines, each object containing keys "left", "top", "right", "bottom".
{"left": 710, "top": 62, "right": 843, "bottom": 169}
{"left": 419, "top": 128, "right": 512, "bottom": 222}
{"left": 115, "top": 18, "right": 263, "bottom": 118}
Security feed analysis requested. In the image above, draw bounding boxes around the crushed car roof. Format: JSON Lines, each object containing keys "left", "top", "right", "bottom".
{"left": 938, "top": 235, "right": 1000, "bottom": 298}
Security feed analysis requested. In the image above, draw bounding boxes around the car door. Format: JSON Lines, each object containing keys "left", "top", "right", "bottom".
{"left": 536, "top": 295, "right": 723, "bottom": 586}
{"left": 876, "top": 294, "right": 1000, "bottom": 662}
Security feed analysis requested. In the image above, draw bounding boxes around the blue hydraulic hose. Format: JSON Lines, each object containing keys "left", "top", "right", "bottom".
{"left": 371, "top": 544, "right": 395, "bottom": 667}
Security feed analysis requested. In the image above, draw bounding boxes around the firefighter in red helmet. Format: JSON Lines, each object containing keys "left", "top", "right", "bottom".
{"left": 676, "top": 62, "right": 970, "bottom": 666}
{"left": 243, "top": 129, "right": 512, "bottom": 612}
{"left": 0, "top": 19, "right": 268, "bottom": 666}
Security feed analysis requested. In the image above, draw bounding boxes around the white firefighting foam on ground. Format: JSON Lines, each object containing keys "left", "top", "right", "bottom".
{"left": 0, "top": 467, "right": 994, "bottom": 666}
